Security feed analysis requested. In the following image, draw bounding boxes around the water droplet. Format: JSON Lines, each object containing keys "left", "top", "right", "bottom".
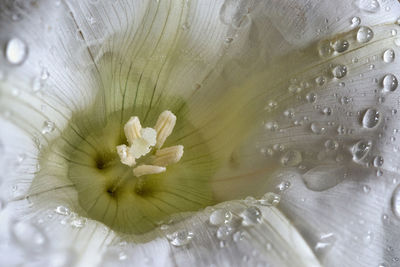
{"left": 167, "top": 230, "right": 194, "bottom": 246}
{"left": 324, "top": 139, "right": 339, "bottom": 151}
{"left": 391, "top": 29, "right": 397, "bottom": 36}
{"left": 118, "top": 251, "right": 127, "bottom": 261}
{"left": 306, "top": 92, "right": 317, "bottom": 103}
{"left": 283, "top": 109, "right": 295, "bottom": 118}
{"left": 315, "top": 76, "right": 326, "bottom": 86}
{"left": 363, "top": 185, "right": 371, "bottom": 193}
{"left": 318, "top": 40, "right": 333, "bottom": 57}
{"left": 42, "top": 120, "right": 55, "bottom": 134}
{"left": 382, "top": 74, "right": 398, "bottom": 92}
{"left": 55, "top": 205, "right": 70, "bottom": 216}
{"left": 209, "top": 209, "right": 233, "bottom": 226}
{"left": 303, "top": 165, "right": 347, "bottom": 191}
{"left": 216, "top": 225, "right": 234, "bottom": 240}
{"left": 351, "top": 140, "right": 372, "bottom": 162}
{"left": 357, "top": 26, "right": 374, "bottom": 43}
{"left": 288, "top": 84, "right": 302, "bottom": 93}
{"left": 11, "top": 221, "right": 47, "bottom": 252}
{"left": 322, "top": 107, "right": 332, "bottom": 116}
{"left": 331, "top": 64, "right": 347, "bottom": 79}
{"left": 280, "top": 150, "right": 302, "bottom": 166}
{"left": 314, "top": 233, "right": 336, "bottom": 257}
{"left": 392, "top": 185, "right": 400, "bottom": 218}
{"left": 357, "top": 0, "right": 380, "bottom": 13}
{"left": 240, "top": 206, "right": 262, "bottom": 226}
{"left": 332, "top": 39, "right": 349, "bottom": 52}
{"left": 277, "top": 181, "right": 291, "bottom": 191}
{"left": 351, "top": 17, "right": 361, "bottom": 28}
{"left": 340, "top": 96, "right": 351, "bottom": 105}
{"left": 258, "top": 192, "right": 280, "bottom": 206}
{"left": 70, "top": 217, "right": 87, "bottom": 228}
{"left": 361, "top": 109, "right": 380, "bottom": 128}
{"left": 373, "top": 156, "right": 384, "bottom": 167}
{"left": 310, "top": 122, "right": 326, "bottom": 134}
{"left": 5, "top": 38, "right": 28, "bottom": 65}
{"left": 383, "top": 49, "right": 395, "bottom": 63}
{"left": 264, "top": 121, "right": 279, "bottom": 131}
{"left": 233, "top": 231, "right": 245, "bottom": 242}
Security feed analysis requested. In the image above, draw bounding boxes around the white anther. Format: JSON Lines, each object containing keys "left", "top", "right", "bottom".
{"left": 133, "top": 165, "right": 166, "bottom": 177}
{"left": 124, "top": 116, "right": 142, "bottom": 145}
{"left": 152, "top": 145, "right": 184, "bottom": 166}
{"left": 116, "top": 145, "right": 136, "bottom": 167}
{"left": 154, "top": 110, "right": 176, "bottom": 149}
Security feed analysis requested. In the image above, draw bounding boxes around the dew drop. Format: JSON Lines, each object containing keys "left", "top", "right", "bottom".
{"left": 373, "top": 156, "right": 384, "bottom": 167}
{"left": 302, "top": 165, "right": 346, "bottom": 191}
{"left": 310, "top": 122, "right": 326, "bottom": 134}
{"left": 324, "top": 139, "right": 339, "bottom": 151}
{"left": 42, "top": 120, "right": 55, "bottom": 134}
{"left": 258, "top": 192, "right": 280, "bottom": 206}
{"left": 216, "top": 225, "right": 234, "bottom": 240}
{"left": 357, "top": 0, "right": 380, "bottom": 13}
{"left": 363, "top": 185, "right": 371, "bottom": 193}
{"left": 314, "top": 233, "right": 336, "bottom": 257}
{"left": 318, "top": 40, "right": 333, "bottom": 57}
{"left": 332, "top": 39, "right": 349, "bottom": 53}
{"left": 209, "top": 209, "right": 232, "bottom": 226}
{"left": 70, "top": 217, "right": 87, "bottom": 228}
{"left": 240, "top": 206, "right": 262, "bottom": 226}
{"left": 167, "top": 230, "right": 193, "bottom": 247}
{"left": 280, "top": 150, "right": 302, "bottom": 166}
{"left": 315, "top": 76, "right": 326, "bottom": 86}
{"left": 351, "top": 17, "right": 361, "bottom": 28}
{"left": 331, "top": 64, "right": 347, "bottom": 79}
{"left": 392, "top": 185, "right": 400, "bottom": 218}
{"left": 5, "top": 38, "right": 28, "bottom": 65}
{"left": 382, "top": 74, "right": 398, "bottom": 92}
{"left": 277, "top": 181, "right": 291, "bottom": 191}
{"left": 383, "top": 49, "right": 395, "bottom": 63}
{"left": 340, "top": 96, "right": 351, "bottom": 105}
{"left": 357, "top": 26, "right": 374, "bottom": 43}
{"left": 55, "top": 205, "right": 70, "bottom": 216}
{"left": 351, "top": 140, "right": 372, "bottom": 162}
{"left": 306, "top": 92, "right": 317, "bottom": 103}
{"left": 361, "top": 108, "right": 380, "bottom": 128}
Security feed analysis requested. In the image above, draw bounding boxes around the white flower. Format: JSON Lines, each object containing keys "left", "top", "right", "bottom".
{"left": 0, "top": 0, "right": 399, "bottom": 266}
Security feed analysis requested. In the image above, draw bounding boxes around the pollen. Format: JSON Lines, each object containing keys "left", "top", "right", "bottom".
{"left": 116, "top": 110, "right": 183, "bottom": 177}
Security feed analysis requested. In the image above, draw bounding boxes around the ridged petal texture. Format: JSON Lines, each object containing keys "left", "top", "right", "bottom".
{"left": 0, "top": 0, "right": 399, "bottom": 266}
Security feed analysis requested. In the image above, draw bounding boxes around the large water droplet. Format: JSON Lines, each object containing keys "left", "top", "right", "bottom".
{"left": 383, "top": 49, "right": 395, "bottom": 63}
{"left": 373, "top": 156, "right": 384, "bottom": 167}
{"left": 280, "top": 150, "right": 302, "bottom": 166}
{"left": 357, "top": 26, "right": 374, "bottom": 43}
{"left": 357, "top": 0, "right": 380, "bottom": 13}
{"left": 332, "top": 40, "right": 349, "bottom": 53}
{"left": 167, "top": 230, "right": 193, "bottom": 247}
{"left": 351, "top": 140, "right": 372, "bottom": 162}
{"left": 382, "top": 74, "right": 398, "bottom": 92}
{"left": 42, "top": 120, "right": 55, "bottom": 134}
{"left": 303, "top": 165, "right": 347, "bottom": 191}
{"left": 361, "top": 109, "right": 380, "bottom": 128}
{"left": 258, "top": 192, "right": 280, "bottom": 206}
{"left": 351, "top": 17, "right": 361, "bottom": 28}
{"left": 240, "top": 206, "right": 262, "bottom": 226}
{"left": 5, "top": 38, "right": 28, "bottom": 65}
{"left": 391, "top": 185, "right": 400, "bottom": 218}
{"left": 209, "top": 209, "right": 232, "bottom": 226}
{"left": 331, "top": 64, "right": 347, "bottom": 79}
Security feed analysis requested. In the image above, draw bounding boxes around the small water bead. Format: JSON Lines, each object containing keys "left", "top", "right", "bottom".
{"left": 363, "top": 185, "right": 371, "bottom": 193}
{"left": 233, "top": 231, "right": 245, "bottom": 242}
{"left": 318, "top": 41, "right": 333, "bottom": 57}
{"left": 383, "top": 49, "right": 395, "bottom": 63}
{"left": 216, "top": 225, "right": 235, "bottom": 240}
{"left": 324, "top": 139, "right": 339, "bottom": 151}
{"left": 315, "top": 76, "right": 326, "bottom": 86}
{"left": 331, "top": 64, "right": 347, "bottom": 79}
{"left": 310, "top": 122, "right": 326, "bottom": 134}
{"left": 361, "top": 108, "right": 380, "bottom": 128}
{"left": 357, "top": 26, "right": 374, "bottom": 43}
{"left": 340, "top": 96, "right": 351, "bottom": 105}
{"left": 167, "top": 230, "right": 194, "bottom": 247}
{"left": 357, "top": 0, "right": 380, "bottom": 13}
{"left": 322, "top": 107, "right": 332, "bottom": 116}
{"left": 5, "top": 38, "right": 28, "bottom": 65}
{"left": 332, "top": 39, "right": 349, "bottom": 53}
{"left": 391, "top": 29, "right": 398, "bottom": 37}
{"left": 280, "top": 150, "right": 302, "bottom": 166}
{"left": 70, "top": 217, "right": 87, "bottom": 228}
{"left": 42, "top": 120, "right": 55, "bottom": 134}
{"left": 240, "top": 206, "right": 262, "bottom": 226}
{"left": 382, "top": 74, "right": 398, "bottom": 92}
{"left": 351, "top": 140, "right": 372, "bottom": 162}
{"left": 351, "top": 16, "right": 361, "bottom": 28}
{"left": 306, "top": 92, "right": 317, "bottom": 103}
{"left": 258, "top": 192, "right": 280, "bottom": 206}
{"left": 265, "top": 121, "right": 279, "bottom": 131}
{"left": 373, "top": 156, "right": 384, "bottom": 167}
{"left": 392, "top": 185, "right": 400, "bottom": 218}
{"left": 277, "top": 181, "right": 291, "bottom": 191}
{"left": 288, "top": 84, "right": 302, "bottom": 93}
{"left": 55, "top": 206, "right": 70, "bottom": 216}
{"left": 283, "top": 109, "right": 295, "bottom": 118}
{"left": 209, "top": 209, "right": 233, "bottom": 226}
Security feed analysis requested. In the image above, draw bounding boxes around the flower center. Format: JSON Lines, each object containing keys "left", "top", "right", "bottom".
{"left": 116, "top": 111, "right": 184, "bottom": 177}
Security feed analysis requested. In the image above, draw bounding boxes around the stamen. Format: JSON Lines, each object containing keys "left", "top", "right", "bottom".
{"left": 116, "top": 145, "right": 136, "bottom": 167}
{"left": 152, "top": 145, "right": 184, "bottom": 166}
{"left": 154, "top": 110, "right": 176, "bottom": 149}
{"left": 133, "top": 165, "right": 166, "bottom": 177}
{"left": 124, "top": 116, "right": 142, "bottom": 145}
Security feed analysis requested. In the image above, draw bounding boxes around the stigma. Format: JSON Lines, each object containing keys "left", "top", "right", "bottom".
{"left": 116, "top": 110, "right": 184, "bottom": 177}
